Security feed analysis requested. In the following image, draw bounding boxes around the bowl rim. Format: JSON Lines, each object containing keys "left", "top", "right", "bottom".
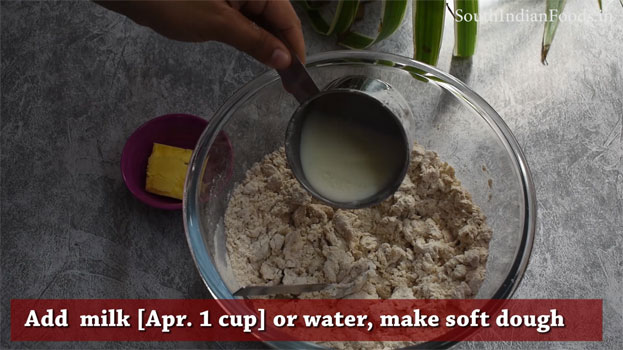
{"left": 121, "top": 113, "right": 208, "bottom": 210}
{"left": 183, "top": 51, "right": 536, "bottom": 348}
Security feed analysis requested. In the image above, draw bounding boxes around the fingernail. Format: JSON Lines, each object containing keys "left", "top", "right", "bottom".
{"left": 270, "top": 49, "right": 290, "bottom": 69}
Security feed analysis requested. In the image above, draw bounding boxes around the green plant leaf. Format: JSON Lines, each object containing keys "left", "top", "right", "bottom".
{"left": 307, "top": 9, "right": 330, "bottom": 34}
{"left": 597, "top": 0, "right": 602, "bottom": 12}
{"left": 334, "top": 0, "right": 361, "bottom": 34}
{"left": 541, "top": 0, "right": 567, "bottom": 64}
{"left": 303, "top": 0, "right": 360, "bottom": 36}
{"left": 338, "top": 31, "right": 374, "bottom": 49}
{"left": 337, "top": 0, "right": 408, "bottom": 49}
{"left": 300, "top": 0, "right": 326, "bottom": 10}
{"left": 299, "top": 0, "right": 312, "bottom": 10}
{"left": 413, "top": 0, "right": 446, "bottom": 66}
{"left": 453, "top": 0, "right": 478, "bottom": 57}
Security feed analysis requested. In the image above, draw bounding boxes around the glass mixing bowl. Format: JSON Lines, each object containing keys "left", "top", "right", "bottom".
{"left": 183, "top": 51, "right": 536, "bottom": 348}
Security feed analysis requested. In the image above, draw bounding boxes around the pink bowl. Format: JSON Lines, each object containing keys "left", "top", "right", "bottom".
{"left": 121, "top": 114, "right": 215, "bottom": 210}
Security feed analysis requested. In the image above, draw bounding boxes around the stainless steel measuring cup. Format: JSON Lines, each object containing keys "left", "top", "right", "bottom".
{"left": 284, "top": 75, "right": 415, "bottom": 209}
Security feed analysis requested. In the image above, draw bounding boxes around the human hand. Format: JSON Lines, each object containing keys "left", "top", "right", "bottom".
{"left": 96, "top": 0, "right": 305, "bottom": 70}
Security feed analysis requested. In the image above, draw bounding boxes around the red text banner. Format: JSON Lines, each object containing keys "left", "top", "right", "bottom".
{"left": 11, "top": 299, "right": 602, "bottom": 342}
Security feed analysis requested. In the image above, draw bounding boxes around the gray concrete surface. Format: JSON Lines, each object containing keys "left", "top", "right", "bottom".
{"left": 1, "top": 0, "right": 621, "bottom": 349}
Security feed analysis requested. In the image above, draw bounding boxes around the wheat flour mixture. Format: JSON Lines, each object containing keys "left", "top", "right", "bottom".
{"left": 225, "top": 143, "right": 492, "bottom": 300}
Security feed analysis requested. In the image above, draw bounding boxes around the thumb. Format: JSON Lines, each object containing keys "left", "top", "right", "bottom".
{"left": 216, "top": 9, "right": 291, "bottom": 70}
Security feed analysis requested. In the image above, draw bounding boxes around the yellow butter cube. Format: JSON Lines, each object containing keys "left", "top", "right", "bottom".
{"left": 145, "top": 143, "right": 193, "bottom": 200}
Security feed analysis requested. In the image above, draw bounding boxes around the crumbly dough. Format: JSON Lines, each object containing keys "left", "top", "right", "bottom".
{"left": 225, "top": 144, "right": 492, "bottom": 300}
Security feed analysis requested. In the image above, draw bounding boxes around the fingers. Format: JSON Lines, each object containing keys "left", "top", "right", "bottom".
{"left": 241, "top": 0, "right": 306, "bottom": 63}
{"left": 98, "top": 0, "right": 306, "bottom": 69}
{"left": 215, "top": 7, "right": 292, "bottom": 69}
